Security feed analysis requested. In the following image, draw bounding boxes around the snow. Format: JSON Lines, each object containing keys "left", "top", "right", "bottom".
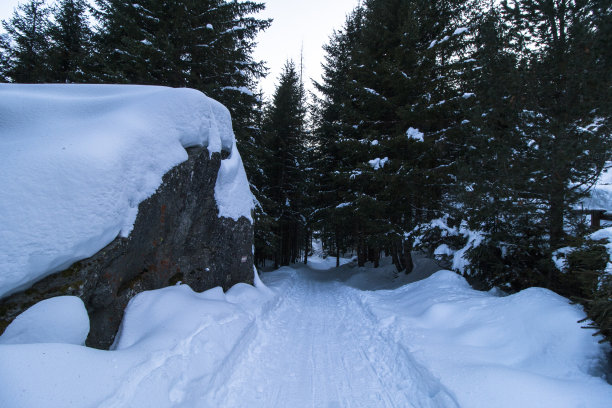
{"left": 434, "top": 243, "right": 455, "bottom": 256}
{"left": 1, "top": 259, "right": 610, "bottom": 407}
{"left": 368, "top": 156, "right": 389, "bottom": 170}
{"left": 0, "top": 84, "right": 253, "bottom": 298}
{"left": 221, "top": 86, "right": 254, "bottom": 96}
{"left": 406, "top": 126, "right": 424, "bottom": 142}
{"left": 362, "top": 270, "right": 612, "bottom": 407}
{"left": 582, "top": 165, "right": 612, "bottom": 211}
{"left": 552, "top": 246, "right": 575, "bottom": 272}
{"left": 590, "top": 227, "right": 612, "bottom": 275}
{"left": 414, "top": 217, "right": 484, "bottom": 273}
{"left": 0, "top": 296, "right": 89, "bottom": 346}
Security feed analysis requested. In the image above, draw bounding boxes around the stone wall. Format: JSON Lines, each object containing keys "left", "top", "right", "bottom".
{"left": 0, "top": 147, "right": 253, "bottom": 349}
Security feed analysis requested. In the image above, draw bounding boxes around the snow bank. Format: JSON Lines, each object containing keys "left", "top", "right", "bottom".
{"left": 0, "top": 84, "right": 253, "bottom": 298}
{"left": 582, "top": 165, "right": 612, "bottom": 212}
{"left": 0, "top": 296, "right": 89, "bottom": 345}
{"left": 361, "top": 270, "right": 612, "bottom": 407}
{"left": 0, "top": 275, "right": 275, "bottom": 408}
{"left": 1, "top": 260, "right": 610, "bottom": 407}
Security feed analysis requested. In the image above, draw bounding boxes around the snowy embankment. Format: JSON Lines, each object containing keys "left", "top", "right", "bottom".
{"left": 0, "top": 270, "right": 279, "bottom": 408}
{"left": 0, "top": 84, "right": 253, "bottom": 298}
{"left": 1, "top": 258, "right": 610, "bottom": 407}
{"left": 582, "top": 165, "right": 612, "bottom": 213}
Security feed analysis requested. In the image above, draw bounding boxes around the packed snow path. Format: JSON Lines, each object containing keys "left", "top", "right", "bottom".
{"left": 208, "top": 265, "right": 459, "bottom": 408}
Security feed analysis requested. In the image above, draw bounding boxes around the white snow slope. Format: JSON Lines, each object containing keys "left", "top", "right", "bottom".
{"left": 582, "top": 164, "right": 612, "bottom": 211}
{"left": 0, "top": 84, "right": 253, "bottom": 298}
{"left": 1, "top": 258, "right": 611, "bottom": 407}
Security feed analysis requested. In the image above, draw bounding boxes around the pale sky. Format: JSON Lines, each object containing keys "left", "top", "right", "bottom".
{"left": 0, "top": 0, "right": 361, "bottom": 98}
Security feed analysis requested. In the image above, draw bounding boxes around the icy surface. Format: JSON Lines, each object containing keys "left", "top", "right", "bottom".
{"left": 0, "top": 296, "right": 89, "bottom": 345}
{"left": 0, "top": 84, "right": 253, "bottom": 298}
{"left": 1, "top": 258, "right": 610, "bottom": 407}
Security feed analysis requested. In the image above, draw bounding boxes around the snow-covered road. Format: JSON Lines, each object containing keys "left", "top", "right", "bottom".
{"left": 210, "top": 266, "right": 458, "bottom": 408}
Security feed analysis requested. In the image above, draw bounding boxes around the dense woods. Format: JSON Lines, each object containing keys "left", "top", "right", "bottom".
{"left": 1, "top": 0, "right": 611, "bottom": 340}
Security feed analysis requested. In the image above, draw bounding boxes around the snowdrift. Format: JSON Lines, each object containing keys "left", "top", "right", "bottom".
{"left": 0, "top": 274, "right": 276, "bottom": 408}
{"left": 582, "top": 165, "right": 612, "bottom": 212}
{"left": 360, "top": 270, "right": 612, "bottom": 407}
{"left": 1, "top": 263, "right": 610, "bottom": 407}
{"left": 0, "top": 84, "right": 253, "bottom": 298}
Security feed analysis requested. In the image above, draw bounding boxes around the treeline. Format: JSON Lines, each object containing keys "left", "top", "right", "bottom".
{"left": 0, "top": 0, "right": 270, "bottom": 168}
{"left": 310, "top": 0, "right": 612, "bottom": 285}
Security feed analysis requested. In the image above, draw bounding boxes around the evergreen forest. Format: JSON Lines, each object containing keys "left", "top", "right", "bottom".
{"left": 1, "top": 0, "right": 611, "bottom": 342}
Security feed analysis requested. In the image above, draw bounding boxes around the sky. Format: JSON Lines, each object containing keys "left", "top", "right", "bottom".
{"left": 251, "top": 0, "right": 360, "bottom": 98}
{"left": 0, "top": 0, "right": 361, "bottom": 98}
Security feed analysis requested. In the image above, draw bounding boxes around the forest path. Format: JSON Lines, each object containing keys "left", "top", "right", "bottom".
{"left": 206, "top": 264, "right": 459, "bottom": 408}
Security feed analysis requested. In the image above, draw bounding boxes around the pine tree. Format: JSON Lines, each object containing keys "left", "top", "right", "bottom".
{"left": 313, "top": 0, "right": 476, "bottom": 270}
{"left": 93, "top": 0, "right": 270, "bottom": 190}
{"left": 46, "top": 0, "right": 93, "bottom": 83}
{"left": 312, "top": 7, "right": 364, "bottom": 266}
{"left": 1, "top": 0, "right": 51, "bottom": 82}
{"left": 435, "top": 1, "right": 612, "bottom": 290}
{"left": 260, "top": 61, "right": 308, "bottom": 267}
{"left": 501, "top": 0, "right": 611, "bottom": 251}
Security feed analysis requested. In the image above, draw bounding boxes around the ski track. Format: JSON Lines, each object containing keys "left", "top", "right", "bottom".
{"left": 209, "top": 266, "right": 459, "bottom": 408}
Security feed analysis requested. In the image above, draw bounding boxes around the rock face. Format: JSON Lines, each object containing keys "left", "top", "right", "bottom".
{"left": 0, "top": 147, "right": 253, "bottom": 349}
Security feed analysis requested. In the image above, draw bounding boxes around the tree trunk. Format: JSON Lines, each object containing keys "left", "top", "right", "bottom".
{"left": 549, "top": 189, "right": 565, "bottom": 248}
{"left": 403, "top": 239, "right": 414, "bottom": 274}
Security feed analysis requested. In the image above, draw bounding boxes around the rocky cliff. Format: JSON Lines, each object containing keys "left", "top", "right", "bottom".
{"left": 0, "top": 146, "right": 253, "bottom": 349}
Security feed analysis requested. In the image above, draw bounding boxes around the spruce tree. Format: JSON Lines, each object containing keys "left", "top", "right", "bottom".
{"left": 94, "top": 0, "right": 270, "bottom": 189}
{"left": 314, "top": 0, "right": 476, "bottom": 270}
{"left": 1, "top": 0, "right": 51, "bottom": 82}
{"left": 46, "top": 0, "right": 93, "bottom": 83}
{"left": 501, "top": 0, "right": 611, "bottom": 250}
{"left": 260, "top": 61, "right": 308, "bottom": 267}
{"left": 312, "top": 7, "right": 364, "bottom": 266}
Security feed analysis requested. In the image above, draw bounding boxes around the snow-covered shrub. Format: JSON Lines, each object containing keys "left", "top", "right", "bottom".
{"left": 581, "top": 273, "right": 612, "bottom": 344}
{"left": 560, "top": 234, "right": 612, "bottom": 345}
{"left": 411, "top": 217, "right": 467, "bottom": 269}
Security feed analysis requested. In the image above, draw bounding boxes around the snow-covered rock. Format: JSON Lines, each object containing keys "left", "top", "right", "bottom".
{"left": 0, "top": 84, "right": 253, "bottom": 300}
{"left": 0, "top": 84, "right": 255, "bottom": 348}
